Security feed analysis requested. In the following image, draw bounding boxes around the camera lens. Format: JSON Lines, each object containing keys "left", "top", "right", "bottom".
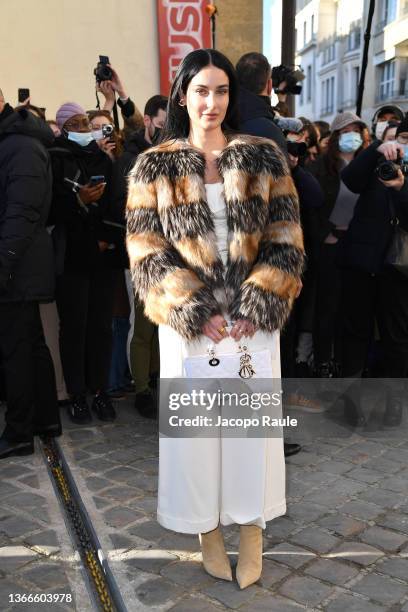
{"left": 376, "top": 161, "right": 398, "bottom": 181}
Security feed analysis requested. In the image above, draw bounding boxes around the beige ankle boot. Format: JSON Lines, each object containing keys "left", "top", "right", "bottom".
{"left": 199, "top": 526, "right": 232, "bottom": 581}
{"left": 236, "top": 525, "right": 263, "bottom": 589}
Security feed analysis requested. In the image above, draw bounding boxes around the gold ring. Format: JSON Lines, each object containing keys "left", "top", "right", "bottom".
{"left": 217, "top": 326, "right": 226, "bottom": 335}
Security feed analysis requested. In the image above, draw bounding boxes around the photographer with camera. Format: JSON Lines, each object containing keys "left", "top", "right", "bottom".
{"left": 94, "top": 59, "right": 144, "bottom": 137}
{"left": 372, "top": 104, "right": 404, "bottom": 141}
{"left": 89, "top": 110, "right": 123, "bottom": 160}
{"left": 271, "top": 64, "right": 304, "bottom": 118}
{"left": 339, "top": 115, "right": 408, "bottom": 427}
{"left": 49, "top": 102, "right": 119, "bottom": 425}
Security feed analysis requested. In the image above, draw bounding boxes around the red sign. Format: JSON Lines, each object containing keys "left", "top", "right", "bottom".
{"left": 157, "top": 0, "right": 212, "bottom": 96}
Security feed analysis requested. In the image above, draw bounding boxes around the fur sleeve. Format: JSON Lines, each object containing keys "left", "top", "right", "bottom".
{"left": 126, "top": 152, "right": 221, "bottom": 340}
{"left": 229, "top": 147, "right": 305, "bottom": 332}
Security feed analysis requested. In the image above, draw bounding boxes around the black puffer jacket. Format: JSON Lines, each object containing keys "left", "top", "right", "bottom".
{"left": 238, "top": 87, "right": 287, "bottom": 153}
{"left": 340, "top": 141, "right": 408, "bottom": 274}
{"left": 0, "top": 104, "right": 55, "bottom": 302}
{"left": 49, "top": 137, "right": 118, "bottom": 275}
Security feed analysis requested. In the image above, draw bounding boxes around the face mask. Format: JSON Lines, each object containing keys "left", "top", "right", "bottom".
{"left": 91, "top": 129, "right": 104, "bottom": 141}
{"left": 375, "top": 121, "right": 388, "bottom": 140}
{"left": 67, "top": 131, "right": 94, "bottom": 147}
{"left": 339, "top": 132, "right": 362, "bottom": 153}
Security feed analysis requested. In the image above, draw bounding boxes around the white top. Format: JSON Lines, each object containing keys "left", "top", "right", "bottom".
{"left": 205, "top": 182, "right": 228, "bottom": 267}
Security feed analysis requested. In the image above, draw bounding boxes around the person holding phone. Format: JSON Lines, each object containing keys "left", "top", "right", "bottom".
{"left": 49, "top": 102, "right": 120, "bottom": 424}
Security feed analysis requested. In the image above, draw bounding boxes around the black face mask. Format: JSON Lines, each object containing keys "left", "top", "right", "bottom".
{"left": 151, "top": 126, "right": 162, "bottom": 145}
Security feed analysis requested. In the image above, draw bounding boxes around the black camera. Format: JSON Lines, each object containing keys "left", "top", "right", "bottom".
{"left": 287, "top": 141, "right": 307, "bottom": 158}
{"left": 102, "top": 124, "right": 114, "bottom": 139}
{"left": 375, "top": 156, "right": 408, "bottom": 181}
{"left": 94, "top": 55, "right": 113, "bottom": 83}
{"left": 272, "top": 64, "right": 305, "bottom": 95}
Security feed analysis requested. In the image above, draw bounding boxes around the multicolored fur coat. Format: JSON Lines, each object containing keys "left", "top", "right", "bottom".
{"left": 126, "top": 134, "right": 305, "bottom": 340}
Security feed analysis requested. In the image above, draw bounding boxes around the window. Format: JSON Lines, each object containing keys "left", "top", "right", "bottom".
{"left": 379, "top": 60, "right": 396, "bottom": 100}
{"left": 320, "top": 76, "right": 335, "bottom": 114}
{"left": 329, "top": 77, "right": 335, "bottom": 113}
{"left": 353, "top": 67, "right": 360, "bottom": 103}
{"left": 311, "top": 14, "right": 315, "bottom": 36}
{"left": 347, "top": 28, "right": 361, "bottom": 51}
{"left": 384, "top": 0, "right": 397, "bottom": 23}
{"left": 307, "top": 65, "right": 312, "bottom": 101}
{"left": 303, "top": 21, "right": 307, "bottom": 46}
{"left": 322, "top": 43, "right": 336, "bottom": 65}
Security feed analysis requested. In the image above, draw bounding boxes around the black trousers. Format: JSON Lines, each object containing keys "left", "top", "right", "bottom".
{"left": 56, "top": 265, "right": 118, "bottom": 395}
{"left": 0, "top": 302, "right": 59, "bottom": 442}
{"left": 313, "top": 242, "right": 343, "bottom": 365}
{"left": 341, "top": 267, "right": 408, "bottom": 379}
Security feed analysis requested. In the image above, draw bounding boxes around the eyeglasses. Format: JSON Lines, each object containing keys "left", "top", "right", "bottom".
{"left": 64, "top": 119, "right": 91, "bottom": 131}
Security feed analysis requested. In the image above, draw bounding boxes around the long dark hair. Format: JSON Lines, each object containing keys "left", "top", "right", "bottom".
{"left": 161, "top": 49, "right": 240, "bottom": 142}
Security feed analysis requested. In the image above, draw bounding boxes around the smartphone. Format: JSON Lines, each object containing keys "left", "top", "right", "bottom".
{"left": 18, "top": 88, "right": 30, "bottom": 103}
{"left": 89, "top": 175, "right": 105, "bottom": 186}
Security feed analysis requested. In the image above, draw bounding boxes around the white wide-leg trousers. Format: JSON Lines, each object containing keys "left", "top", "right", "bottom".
{"left": 157, "top": 325, "right": 286, "bottom": 534}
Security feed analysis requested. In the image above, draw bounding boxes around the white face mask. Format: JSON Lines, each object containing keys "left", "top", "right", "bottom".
{"left": 67, "top": 131, "right": 94, "bottom": 147}
{"left": 91, "top": 129, "right": 104, "bottom": 141}
{"left": 375, "top": 121, "right": 388, "bottom": 140}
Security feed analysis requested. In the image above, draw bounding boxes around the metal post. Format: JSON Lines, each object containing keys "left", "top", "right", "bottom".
{"left": 356, "top": 0, "right": 376, "bottom": 116}
{"left": 281, "top": 0, "right": 296, "bottom": 116}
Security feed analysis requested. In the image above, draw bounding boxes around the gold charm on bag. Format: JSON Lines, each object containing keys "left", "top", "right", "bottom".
{"left": 208, "top": 347, "right": 220, "bottom": 367}
{"left": 238, "top": 345, "right": 256, "bottom": 379}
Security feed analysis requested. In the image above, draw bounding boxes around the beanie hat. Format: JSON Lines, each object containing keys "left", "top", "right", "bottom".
{"left": 330, "top": 111, "right": 366, "bottom": 132}
{"left": 396, "top": 114, "right": 408, "bottom": 136}
{"left": 56, "top": 102, "right": 86, "bottom": 130}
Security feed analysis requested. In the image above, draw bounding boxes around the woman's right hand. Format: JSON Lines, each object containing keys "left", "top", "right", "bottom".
{"left": 202, "top": 314, "right": 229, "bottom": 344}
{"left": 78, "top": 183, "right": 106, "bottom": 205}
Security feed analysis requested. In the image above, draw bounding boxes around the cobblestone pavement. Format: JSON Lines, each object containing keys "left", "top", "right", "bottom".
{"left": 1, "top": 396, "right": 408, "bottom": 611}
{"left": 0, "top": 417, "right": 92, "bottom": 612}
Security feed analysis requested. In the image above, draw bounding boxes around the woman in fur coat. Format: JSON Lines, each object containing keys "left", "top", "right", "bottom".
{"left": 126, "top": 49, "right": 304, "bottom": 589}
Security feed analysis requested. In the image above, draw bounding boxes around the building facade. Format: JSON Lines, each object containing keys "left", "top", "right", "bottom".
{"left": 294, "top": 0, "right": 408, "bottom": 125}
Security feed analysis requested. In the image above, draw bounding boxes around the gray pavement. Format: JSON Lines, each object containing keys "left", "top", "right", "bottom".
{"left": 1, "top": 397, "right": 408, "bottom": 611}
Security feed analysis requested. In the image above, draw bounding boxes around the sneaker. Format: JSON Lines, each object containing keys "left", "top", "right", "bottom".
{"left": 68, "top": 395, "right": 92, "bottom": 424}
{"left": 92, "top": 392, "right": 116, "bottom": 422}
{"left": 284, "top": 393, "right": 327, "bottom": 413}
{"left": 135, "top": 389, "right": 157, "bottom": 419}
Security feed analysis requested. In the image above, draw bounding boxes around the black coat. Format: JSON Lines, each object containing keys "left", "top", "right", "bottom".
{"left": 111, "top": 129, "right": 150, "bottom": 220}
{"left": 238, "top": 87, "right": 287, "bottom": 153}
{"left": 109, "top": 130, "right": 151, "bottom": 268}
{"left": 340, "top": 141, "right": 408, "bottom": 274}
{"left": 49, "top": 137, "right": 119, "bottom": 275}
{"left": 292, "top": 165, "right": 324, "bottom": 262}
{"left": 307, "top": 154, "right": 342, "bottom": 244}
{"left": 0, "top": 105, "right": 55, "bottom": 302}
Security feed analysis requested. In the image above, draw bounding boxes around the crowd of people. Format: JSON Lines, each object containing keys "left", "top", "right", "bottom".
{"left": 0, "top": 51, "right": 407, "bottom": 460}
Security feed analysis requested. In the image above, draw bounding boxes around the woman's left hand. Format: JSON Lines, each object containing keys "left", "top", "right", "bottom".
{"left": 230, "top": 319, "right": 256, "bottom": 341}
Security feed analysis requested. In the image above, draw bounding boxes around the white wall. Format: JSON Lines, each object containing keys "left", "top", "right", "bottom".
{"left": 0, "top": 0, "right": 159, "bottom": 120}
